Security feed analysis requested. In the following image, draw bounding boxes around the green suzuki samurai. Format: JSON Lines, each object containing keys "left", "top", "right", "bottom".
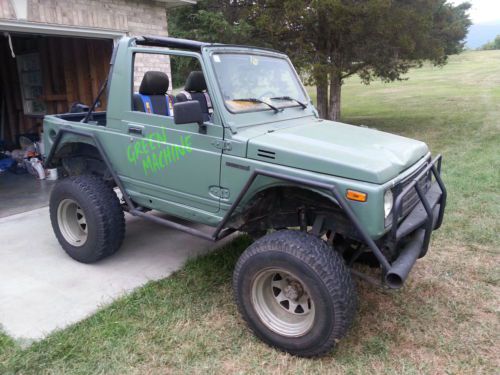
{"left": 43, "top": 36, "right": 447, "bottom": 357}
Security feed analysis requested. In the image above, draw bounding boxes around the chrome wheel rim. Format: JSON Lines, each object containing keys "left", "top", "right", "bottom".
{"left": 251, "top": 268, "right": 315, "bottom": 337}
{"left": 57, "top": 199, "right": 88, "bottom": 247}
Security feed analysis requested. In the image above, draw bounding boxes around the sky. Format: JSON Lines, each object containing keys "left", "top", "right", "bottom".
{"left": 450, "top": 0, "right": 500, "bottom": 25}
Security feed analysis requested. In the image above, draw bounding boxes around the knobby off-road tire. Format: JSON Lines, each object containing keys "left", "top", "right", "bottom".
{"left": 233, "top": 230, "right": 357, "bottom": 357}
{"left": 49, "top": 175, "right": 125, "bottom": 263}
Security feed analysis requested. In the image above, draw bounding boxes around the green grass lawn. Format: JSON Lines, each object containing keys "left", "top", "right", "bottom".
{"left": 1, "top": 50, "right": 499, "bottom": 374}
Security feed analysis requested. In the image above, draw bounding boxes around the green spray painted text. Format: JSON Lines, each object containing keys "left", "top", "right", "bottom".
{"left": 127, "top": 130, "right": 192, "bottom": 175}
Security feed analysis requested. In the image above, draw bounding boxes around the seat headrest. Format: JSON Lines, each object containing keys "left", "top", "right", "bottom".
{"left": 139, "top": 71, "right": 169, "bottom": 95}
{"left": 185, "top": 71, "right": 207, "bottom": 92}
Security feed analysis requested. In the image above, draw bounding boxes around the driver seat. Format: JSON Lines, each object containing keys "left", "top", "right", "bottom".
{"left": 175, "top": 71, "right": 213, "bottom": 122}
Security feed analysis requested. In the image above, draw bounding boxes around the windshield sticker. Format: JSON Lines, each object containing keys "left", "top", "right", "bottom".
{"left": 126, "top": 130, "right": 192, "bottom": 176}
{"left": 213, "top": 55, "right": 221, "bottom": 63}
{"left": 250, "top": 56, "right": 259, "bottom": 66}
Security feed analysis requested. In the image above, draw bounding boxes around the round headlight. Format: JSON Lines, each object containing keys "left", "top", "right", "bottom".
{"left": 384, "top": 190, "right": 393, "bottom": 218}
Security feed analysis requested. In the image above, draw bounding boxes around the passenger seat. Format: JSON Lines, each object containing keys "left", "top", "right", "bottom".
{"left": 133, "top": 71, "right": 175, "bottom": 116}
{"left": 175, "top": 71, "right": 213, "bottom": 122}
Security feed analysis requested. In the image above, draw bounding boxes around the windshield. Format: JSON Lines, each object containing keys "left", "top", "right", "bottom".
{"left": 211, "top": 53, "right": 308, "bottom": 113}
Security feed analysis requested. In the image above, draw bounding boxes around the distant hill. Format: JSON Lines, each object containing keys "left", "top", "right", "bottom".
{"left": 466, "top": 22, "right": 500, "bottom": 49}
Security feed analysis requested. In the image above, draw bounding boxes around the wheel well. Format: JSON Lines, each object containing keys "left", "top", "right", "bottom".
{"left": 51, "top": 142, "right": 109, "bottom": 179}
{"left": 233, "top": 186, "right": 356, "bottom": 238}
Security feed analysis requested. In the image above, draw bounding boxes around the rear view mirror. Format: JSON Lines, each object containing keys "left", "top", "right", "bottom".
{"left": 174, "top": 101, "right": 206, "bottom": 134}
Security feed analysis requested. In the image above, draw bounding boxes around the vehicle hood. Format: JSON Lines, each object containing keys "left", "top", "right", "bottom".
{"left": 246, "top": 120, "right": 429, "bottom": 184}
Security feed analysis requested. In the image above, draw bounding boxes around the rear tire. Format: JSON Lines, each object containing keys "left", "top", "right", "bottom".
{"left": 233, "top": 230, "right": 357, "bottom": 357}
{"left": 50, "top": 175, "right": 125, "bottom": 263}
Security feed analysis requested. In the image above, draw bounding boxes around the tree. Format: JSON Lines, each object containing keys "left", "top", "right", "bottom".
{"left": 169, "top": 1, "right": 471, "bottom": 120}
{"left": 168, "top": 1, "right": 254, "bottom": 44}
{"left": 480, "top": 35, "right": 500, "bottom": 50}
{"left": 168, "top": 1, "right": 255, "bottom": 88}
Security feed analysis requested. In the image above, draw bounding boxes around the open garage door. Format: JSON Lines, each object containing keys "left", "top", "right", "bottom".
{"left": 0, "top": 33, "right": 113, "bottom": 146}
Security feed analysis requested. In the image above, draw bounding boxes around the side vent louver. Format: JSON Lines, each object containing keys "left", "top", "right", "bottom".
{"left": 257, "top": 149, "right": 276, "bottom": 159}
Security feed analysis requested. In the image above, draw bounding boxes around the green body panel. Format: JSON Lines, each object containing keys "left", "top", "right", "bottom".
{"left": 100, "top": 114, "right": 223, "bottom": 213}
{"left": 43, "top": 116, "right": 96, "bottom": 152}
{"left": 245, "top": 119, "right": 428, "bottom": 184}
{"left": 43, "top": 36, "right": 434, "bottom": 238}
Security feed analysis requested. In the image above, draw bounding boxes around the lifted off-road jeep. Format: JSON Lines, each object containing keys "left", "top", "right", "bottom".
{"left": 43, "top": 36, "right": 446, "bottom": 357}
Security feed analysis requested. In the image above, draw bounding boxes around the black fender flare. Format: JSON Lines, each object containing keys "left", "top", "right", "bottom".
{"left": 44, "top": 127, "right": 135, "bottom": 210}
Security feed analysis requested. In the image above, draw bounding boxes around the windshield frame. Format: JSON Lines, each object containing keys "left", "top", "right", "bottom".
{"left": 209, "top": 51, "right": 309, "bottom": 115}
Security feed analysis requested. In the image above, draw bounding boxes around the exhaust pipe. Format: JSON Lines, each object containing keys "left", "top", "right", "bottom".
{"left": 385, "top": 230, "right": 425, "bottom": 289}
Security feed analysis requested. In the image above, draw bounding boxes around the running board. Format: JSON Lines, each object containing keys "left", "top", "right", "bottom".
{"left": 130, "top": 209, "right": 235, "bottom": 242}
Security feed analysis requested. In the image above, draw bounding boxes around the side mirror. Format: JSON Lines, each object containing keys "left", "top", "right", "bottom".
{"left": 173, "top": 101, "right": 206, "bottom": 134}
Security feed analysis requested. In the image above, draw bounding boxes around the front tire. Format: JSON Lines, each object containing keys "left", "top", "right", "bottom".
{"left": 233, "top": 230, "right": 357, "bottom": 357}
{"left": 49, "top": 175, "right": 125, "bottom": 263}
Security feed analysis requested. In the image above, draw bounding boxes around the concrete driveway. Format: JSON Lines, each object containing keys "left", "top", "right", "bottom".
{"left": 0, "top": 207, "right": 233, "bottom": 343}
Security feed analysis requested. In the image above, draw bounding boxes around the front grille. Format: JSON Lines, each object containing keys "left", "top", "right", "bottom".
{"left": 385, "top": 159, "right": 432, "bottom": 227}
{"left": 397, "top": 161, "right": 432, "bottom": 218}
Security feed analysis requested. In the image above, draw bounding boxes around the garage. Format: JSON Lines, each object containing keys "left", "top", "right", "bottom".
{"left": 0, "top": 0, "right": 190, "bottom": 217}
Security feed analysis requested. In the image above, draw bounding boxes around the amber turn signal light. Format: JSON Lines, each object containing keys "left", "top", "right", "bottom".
{"left": 346, "top": 189, "right": 367, "bottom": 202}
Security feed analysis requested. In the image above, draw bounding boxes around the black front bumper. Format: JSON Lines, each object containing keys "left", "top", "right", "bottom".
{"left": 382, "top": 155, "right": 447, "bottom": 288}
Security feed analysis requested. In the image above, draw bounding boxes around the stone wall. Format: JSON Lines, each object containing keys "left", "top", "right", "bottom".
{"left": 0, "top": 0, "right": 15, "bottom": 19}
{"left": 134, "top": 52, "right": 172, "bottom": 92}
{"left": 25, "top": 0, "right": 169, "bottom": 36}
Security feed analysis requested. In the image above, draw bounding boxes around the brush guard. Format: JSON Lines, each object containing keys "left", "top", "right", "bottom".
{"left": 383, "top": 155, "right": 447, "bottom": 288}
